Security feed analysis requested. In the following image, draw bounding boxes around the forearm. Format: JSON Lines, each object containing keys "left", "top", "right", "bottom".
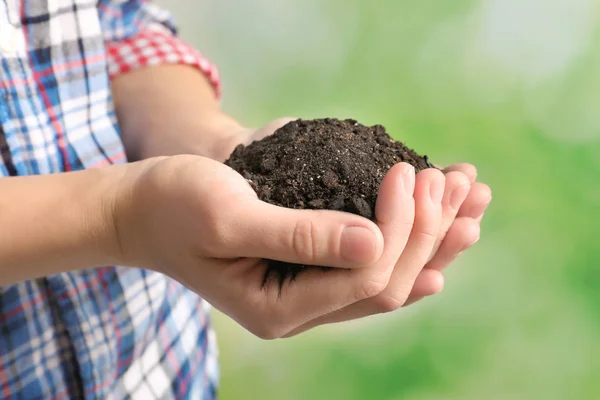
{"left": 0, "top": 167, "right": 125, "bottom": 285}
{"left": 111, "top": 65, "right": 245, "bottom": 162}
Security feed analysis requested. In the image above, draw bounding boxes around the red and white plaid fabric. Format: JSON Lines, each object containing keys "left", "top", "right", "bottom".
{"left": 106, "top": 27, "right": 221, "bottom": 96}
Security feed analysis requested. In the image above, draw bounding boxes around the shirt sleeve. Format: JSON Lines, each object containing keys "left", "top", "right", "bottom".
{"left": 97, "top": 0, "right": 221, "bottom": 98}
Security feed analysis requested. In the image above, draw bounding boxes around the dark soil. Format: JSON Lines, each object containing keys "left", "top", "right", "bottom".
{"left": 225, "top": 118, "right": 436, "bottom": 288}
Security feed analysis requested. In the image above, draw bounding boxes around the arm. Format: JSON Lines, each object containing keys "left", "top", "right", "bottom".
{"left": 98, "top": 0, "right": 243, "bottom": 162}
{"left": 0, "top": 166, "right": 125, "bottom": 285}
{"left": 111, "top": 65, "right": 244, "bottom": 162}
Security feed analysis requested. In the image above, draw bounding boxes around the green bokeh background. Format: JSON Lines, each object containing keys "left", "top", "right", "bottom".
{"left": 160, "top": 1, "right": 599, "bottom": 398}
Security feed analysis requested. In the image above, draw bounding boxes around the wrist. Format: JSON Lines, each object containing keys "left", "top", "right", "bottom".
{"left": 106, "top": 157, "right": 170, "bottom": 267}
{"left": 72, "top": 164, "right": 135, "bottom": 268}
{"left": 66, "top": 160, "right": 168, "bottom": 269}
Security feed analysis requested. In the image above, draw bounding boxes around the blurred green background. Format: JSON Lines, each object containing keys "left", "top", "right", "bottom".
{"left": 160, "top": 1, "right": 599, "bottom": 398}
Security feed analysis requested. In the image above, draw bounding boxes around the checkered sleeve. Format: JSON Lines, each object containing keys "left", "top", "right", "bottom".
{"left": 97, "top": 0, "right": 220, "bottom": 97}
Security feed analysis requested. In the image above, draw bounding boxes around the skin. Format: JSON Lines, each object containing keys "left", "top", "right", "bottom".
{"left": 0, "top": 65, "right": 491, "bottom": 339}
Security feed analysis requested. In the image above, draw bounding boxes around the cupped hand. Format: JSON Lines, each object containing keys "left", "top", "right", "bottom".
{"left": 226, "top": 118, "right": 492, "bottom": 307}
{"left": 283, "top": 165, "right": 447, "bottom": 336}
{"left": 114, "top": 155, "right": 436, "bottom": 339}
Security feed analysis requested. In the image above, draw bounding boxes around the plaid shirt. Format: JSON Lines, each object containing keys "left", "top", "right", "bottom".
{"left": 0, "top": 1, "right": 220, "bottom": 398}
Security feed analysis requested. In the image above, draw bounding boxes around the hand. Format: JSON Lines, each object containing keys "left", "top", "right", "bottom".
{"left": 113, "top": 155, "right": 444, "bottom": 339}
{"left": 282, "top": 165, "right": 447, "bottom": 336}
{"left": 219, "top": 118, "right": 491, "bottom": 308}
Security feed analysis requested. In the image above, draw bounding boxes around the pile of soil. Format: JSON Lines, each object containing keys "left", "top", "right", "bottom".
{"left": 225, "top": 118, "right": 435, "bottom": 287}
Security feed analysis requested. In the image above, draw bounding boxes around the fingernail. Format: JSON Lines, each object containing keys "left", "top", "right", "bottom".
{"left": 340, "top": 226, "right": 377, "bottom": 263}
{"left": 429, "top": 177, "right": 444, "bottom": 204}
{"left": 403, "top": 165, "right": 415, "bottom": 196}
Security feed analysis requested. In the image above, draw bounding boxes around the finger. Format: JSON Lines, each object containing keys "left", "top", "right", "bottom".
{"left": 425, "top": 217, "right": 480, "bottom": 271}
{"left": 245, "top": 163, "right": 417, "bottom": 338}
{"left": 429, "top": 171, "right": 470, "bottom": 258}
{"left": 403, "top": 295, "right": 425, "bottom": 307}
{"left": 405, "top": 268, "right": 444, "bottom": 301}
{"left": 457, "top": 182, "right": 492, "bottom": 221}
{"left": 225, "top": 202, "right": 385, "bottom": 269}
{"left": 402, "top": 268, "right": 445, "bottom": 307}
{"left": 372, "top": 163, "right": 417, "bottom": 274}
{"left": 443, "top": 163, "right": 477, "bottom": 184}
{"left": 282, "top": 169, "right": 444, "bottom": 337}
{"left": 253, "top": 117, "right": 298, "bottom": 141}
{"left": 376, "top": 168, "right": 445, "bottom": 306}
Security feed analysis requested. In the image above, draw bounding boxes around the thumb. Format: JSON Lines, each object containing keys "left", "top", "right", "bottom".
{"left": 227, "top": 201, "right": 384, "bottom": 268}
